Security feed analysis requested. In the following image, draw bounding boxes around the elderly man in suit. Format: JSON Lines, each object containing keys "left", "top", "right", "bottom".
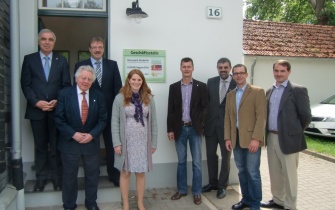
{"left": 261, "top": 60, "right": 311, "bottom": 210}
{"left": 21, "top": 28, "right": 71, "bottom": 192}
{"left": 167, "top": 57, "right": 208, "bottom": 205}
{"left": 202, "top": 58, "right": 236, "bottom": 199}
{"left": 224, "top": 64, "right": 266, "bottom": 210}
{"left": 55, "top": 65, "right": 107, "bottom": 210}
{"left": 74, "top": 37, "right": 122, "bottom": 186}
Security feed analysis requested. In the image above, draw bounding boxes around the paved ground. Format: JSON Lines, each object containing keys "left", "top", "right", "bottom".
{"left": 28, "top": 148, "right": 335, "bottom": 210}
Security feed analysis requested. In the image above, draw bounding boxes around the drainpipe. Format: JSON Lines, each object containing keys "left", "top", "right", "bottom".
{"left": 10, "top": 0, "right": 25, "bottom": 209}
{"left": 250, "top": 57, "right": 257, "bottom": 85}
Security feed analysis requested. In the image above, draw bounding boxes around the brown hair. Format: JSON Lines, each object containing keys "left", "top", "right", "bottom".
{"left": 120, "top": 69, "right": 152, "bottom": 106}
{"left": 273, "top": 60, "right": 291, "bottom": 71}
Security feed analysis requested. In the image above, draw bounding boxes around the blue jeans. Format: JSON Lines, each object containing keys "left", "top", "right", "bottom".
{"left": 175, "top": 125, "right": 202, "bottom": 195}
{"left": 233, "top": 135, "right": 262, "bottom": 210}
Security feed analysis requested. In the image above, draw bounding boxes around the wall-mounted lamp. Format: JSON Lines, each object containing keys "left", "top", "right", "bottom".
{"left": 126, "top": 0, "right": 148, "bottom": 24}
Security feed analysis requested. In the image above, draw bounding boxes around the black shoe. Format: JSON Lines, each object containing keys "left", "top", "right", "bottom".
{"left": 232, "top": 201, "right": 249, "bottom": 210}
{"left": 53, "top": 179, "right": 62, "bottom": 191}
{"left": 109, "top": 177, "right": 120, "bottom": 187}
{"left": 216, "top": 188, "right": 226, "bottom": 199}
{"left": 202, "top": 183, "right": 218, "bottom": 192}
{"left": 261, "top": 200, "right": 284, "bottom": 209}
{"left": 87, "top": 206, "right": 100, "bottom": 210}
{"left": 34, "top": 180, "right": 47, "bottom": 192}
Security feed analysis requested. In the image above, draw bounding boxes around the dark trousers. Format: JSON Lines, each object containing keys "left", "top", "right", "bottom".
{"left": 61, "top": 152, "right": 100, "bottom": 209}
{"left": 103, "top": 116, "right": 120, "bottom": 180}
{"left": 205, "top": 130, "right": 231, "bottom": 189}
{"left": 30, "top": 112, "right": 62, "bottom": 181}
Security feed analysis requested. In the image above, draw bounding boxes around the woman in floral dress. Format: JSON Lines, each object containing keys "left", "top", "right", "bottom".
{"left": 112, "top": 69, "right": 158, "bottom": 210}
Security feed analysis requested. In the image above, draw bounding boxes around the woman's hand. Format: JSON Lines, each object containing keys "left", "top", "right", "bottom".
{"left": 114, "top": 145, "right": 122, "bottom": 155}
{"left": 151, "top": 148, "right": 156, "bottom": 154}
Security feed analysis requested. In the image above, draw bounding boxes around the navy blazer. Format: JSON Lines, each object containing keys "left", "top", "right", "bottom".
{"left": 55, "top": 86, "right": 107, "bottom": 155}
{"left": 21, "top": 52, "right": 71, "bottom": 120}
{"left": 74, "top": 58, "right": 122, "bottom": 114}
{"left": 167, "top": 78, "right": 208, "bottom": 140}
{"left": 266, "top": 81, "right": 311, "bottom": 154}
{"left": 205, "top": 76, "right": 236, "bottom": 139}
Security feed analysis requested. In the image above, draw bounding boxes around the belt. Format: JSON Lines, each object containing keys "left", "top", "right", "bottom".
{"left": 269, "top": 130, "right": 279, "bottom": 134}
{"left": 182, "top": 121, "right": 192, "bottom": 126}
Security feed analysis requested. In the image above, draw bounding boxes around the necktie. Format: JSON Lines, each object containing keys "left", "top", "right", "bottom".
{"left": 81, "top": 92, "right": 88, "bottom": 125}
{"left": 95, "top": 61, "right": 102, "bottom": 86}
{"left": 44, "top": 56, "right": 50, "bottom": 81}
{"left": 220, "top": 80, "right": 227, "bottom": 103}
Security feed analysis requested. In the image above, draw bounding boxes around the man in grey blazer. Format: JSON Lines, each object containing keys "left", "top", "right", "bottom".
{"left": 202, "top": 58, "right": 236, "bottom": 199}
{"left": 21, "top": 29, "right": 71, "bottom": 192}
{"left": 261, "top": 60, "right": 311, "bottom": 210}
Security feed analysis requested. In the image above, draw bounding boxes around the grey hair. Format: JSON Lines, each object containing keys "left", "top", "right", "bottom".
{"left": 38, "top": 29, "right": 56, "bottom": 42}
{"left": 75, "top": 65, "right": 97, "bottom": 82}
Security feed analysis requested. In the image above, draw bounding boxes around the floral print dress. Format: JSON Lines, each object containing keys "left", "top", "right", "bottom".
{"left": 124, "top": 104, "right": 149, "bottom": 172}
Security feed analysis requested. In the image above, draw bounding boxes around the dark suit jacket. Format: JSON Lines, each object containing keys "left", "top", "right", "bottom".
{"left": 205, "top": 76, "right": 236, "bottom": 139}
{"left": 54, "top": 86, "right": 107, "bottom": 155}
{"left": 21, "top": 52, "right": 71, "bottom": 120}
{"left": 266, "top": 81, "right": 311, "bottom": 154}
{"left": 167, "top": 78, "right": 208, "bottom": 140}
{"left": 74, "top": 58, "right": 122, "bottom": 114}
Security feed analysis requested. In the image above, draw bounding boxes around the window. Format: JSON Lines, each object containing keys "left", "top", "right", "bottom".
{"left": 39, "top": 0, "right": 106, "bottom": 12}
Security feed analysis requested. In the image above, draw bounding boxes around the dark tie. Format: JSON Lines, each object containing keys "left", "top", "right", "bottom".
{"left": 81, "top": 92, "right": 88, "bottom": 125}
{"left": 44, "top": 56, "right": 50, "bottom": 81}
{"left": 220, "top": 80, "right": 227, "bottom": 103}
{"left": 95, "top": 61, "right": 102, "bottom": 86}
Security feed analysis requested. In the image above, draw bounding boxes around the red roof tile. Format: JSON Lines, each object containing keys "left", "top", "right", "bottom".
{"left": 243, "top": 19, "right": 335, "bottom": 58}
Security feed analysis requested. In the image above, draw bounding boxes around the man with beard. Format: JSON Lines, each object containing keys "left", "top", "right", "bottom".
{"left": 202, "top": 58, "right": 236, "bottom": 199}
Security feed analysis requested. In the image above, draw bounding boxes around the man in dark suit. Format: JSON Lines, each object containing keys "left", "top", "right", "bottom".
{"left": 167, "top": 57, "right": 208, "bottom": 205}
{"left": 74, "top": 37, "right": 122, "bottom": 186}
{"left": 202, "top": 58, "right": 236, "bottom": 199}
{"left": 55, "top": 65, "right": 107, "bottom": 210}
{"left": 261, "top": 60, "right": 311, "bottom": 210}
{"left": 21, "top": 29, "right": 71, "bottom": 192}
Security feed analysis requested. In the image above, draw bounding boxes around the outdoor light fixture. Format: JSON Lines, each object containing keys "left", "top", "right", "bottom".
{"left": 126, "top": 0, "right": 148, "bottom": 24}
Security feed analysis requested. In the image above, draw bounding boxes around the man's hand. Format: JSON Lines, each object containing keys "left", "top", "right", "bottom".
{"left": 225, "top": 140, "right": 233, "bottom": 151}
{"left": 167, "top": 132, "right": 175, "bottom": 141}
{"left": 248, "top": 139, "right": 260, "bottom": 153}
{"left": 35, "top": 100, "right": 54, "bottom": 111}
{"left": 72, "top": 132, "right": 93, "bottom": 144}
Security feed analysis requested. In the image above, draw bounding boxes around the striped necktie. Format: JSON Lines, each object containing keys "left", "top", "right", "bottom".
{"left": 95, "top": 61, "right": 102, "bottom": 86}
{"left": 81, "top": 92, "right": 88, "bottom": 125}
{"left": 220, "top": 80, "right": 227, "bottom": 103}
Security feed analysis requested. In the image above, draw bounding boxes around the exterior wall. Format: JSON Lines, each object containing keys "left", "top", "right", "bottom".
{"left": 18, "top": 0, "right": 243, "bottom": 186}
{"left": 244, "top": 56, "right": 335, "bottom": 105}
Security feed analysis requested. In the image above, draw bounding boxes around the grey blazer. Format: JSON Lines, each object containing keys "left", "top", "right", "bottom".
{"left": 266, "top": 81, "right": 311, "bottom": 154}
{"left": 205, "top": 76, "right": 236, "bottom": 139}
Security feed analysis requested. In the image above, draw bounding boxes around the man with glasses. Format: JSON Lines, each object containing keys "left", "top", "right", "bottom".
{"left": 224, "top": 64, "right": 266, "bottom": 210}
{"left": 202, "top": 58, "right": 236, "bottom": 199}
{"left": 74, "top": 37, "right": 122, "bottom": 186}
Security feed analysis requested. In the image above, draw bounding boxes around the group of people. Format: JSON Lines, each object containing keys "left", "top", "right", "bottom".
{"left": 21, "top": 28, "right": 311, "bottom": 210}
{"left": 167, "top": 58, "right": 311, "bottom": 210}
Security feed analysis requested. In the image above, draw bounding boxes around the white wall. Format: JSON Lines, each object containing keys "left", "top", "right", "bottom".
{"left": 19, "top": 0, "right": 243, "bottom": 166}
{"left": 244, "top": 56, "right": 335, "bottom": 105}
{"left": 109, "top": 0, "right": 243, "bottom": 164}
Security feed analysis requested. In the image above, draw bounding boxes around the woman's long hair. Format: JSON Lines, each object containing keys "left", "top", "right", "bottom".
{"left": 120, "top": 69, "right": 152, "bottom": 106}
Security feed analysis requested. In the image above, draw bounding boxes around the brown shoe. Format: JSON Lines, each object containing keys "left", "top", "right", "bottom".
{"left": 171, "top": 192, "right": 187, "bottom": 200}
{"left": 193, "top": 195, "right": 202, "bottom": 205}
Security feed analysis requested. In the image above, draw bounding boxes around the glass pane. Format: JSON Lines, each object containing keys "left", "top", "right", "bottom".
{"left": 63, "top": 0, "right": 84, "bottom": 8}
{"left": 84, "top": 0, "right": 103, "bottom": 9}
{"left": 42, "top": 0, "right": 63, "bottom": 8}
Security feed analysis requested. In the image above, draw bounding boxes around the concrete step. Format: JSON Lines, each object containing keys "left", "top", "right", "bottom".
{"left": 24, "top": 176, "right": 121, "bottom": 208}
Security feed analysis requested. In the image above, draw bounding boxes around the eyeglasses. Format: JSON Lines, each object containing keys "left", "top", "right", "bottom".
{"left": 233, "top": 72, "right": 246, "bottom": 76}
{"left": 90, "top": 46, "right": 104, "bottom": 50}
{"left": 218, "top": 66, "right": 230, "bottom": 70}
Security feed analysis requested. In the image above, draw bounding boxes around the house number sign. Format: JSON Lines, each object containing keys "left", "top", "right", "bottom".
{"left": 207, "top": 7, "right": 222, "bottom": 19}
